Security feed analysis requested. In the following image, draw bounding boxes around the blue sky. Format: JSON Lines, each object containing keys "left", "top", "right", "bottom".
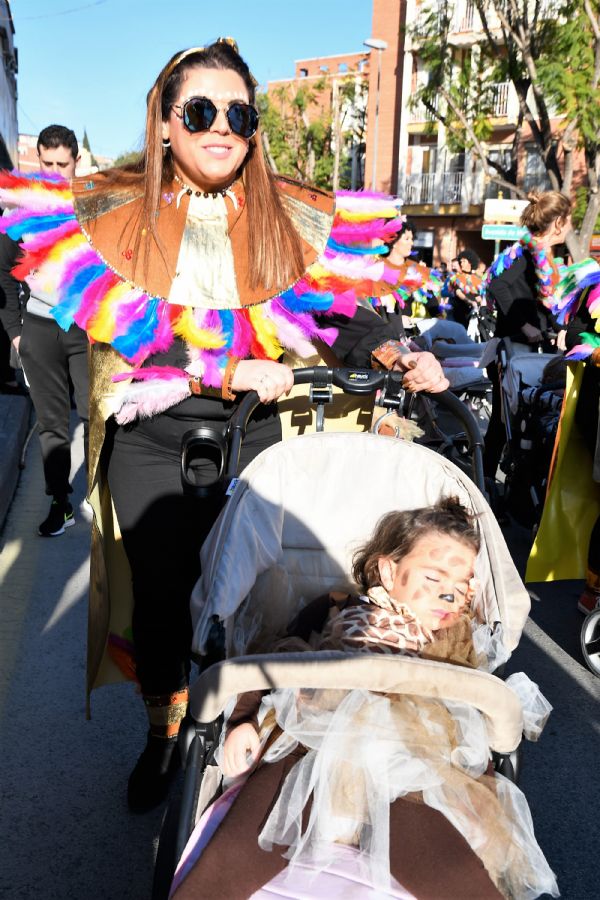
{"left": 11, "top": 0, "right": 373, "bottom": 159}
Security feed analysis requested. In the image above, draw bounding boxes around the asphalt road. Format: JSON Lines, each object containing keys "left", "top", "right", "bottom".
{"left": 0, "top": 424, "right": 598, "bottom": 899}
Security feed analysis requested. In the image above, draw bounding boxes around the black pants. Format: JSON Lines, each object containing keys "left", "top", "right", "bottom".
{"left": 18, "top": 312, "right": 89, "bottom": 497}
{"left": 106, "top": 407, "right": 281, "bottom": 695}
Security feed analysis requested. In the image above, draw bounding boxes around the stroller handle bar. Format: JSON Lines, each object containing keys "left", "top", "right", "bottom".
{"left": 188, "top": 651, "right": 524, "bottom": 755}
{"left": 181, "top": 367, "right": 485, "bottom": 498}
{"left": 229, "top": 367, "right": 485, "bottom": 489}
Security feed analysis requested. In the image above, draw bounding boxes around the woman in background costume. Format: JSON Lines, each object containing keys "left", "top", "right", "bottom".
{"left": 370, "top": 219, "right": 443, "bottom": 339}
{"left": 527, "top": 258, "right": 600, "bottom": 611}
{"left": 0, "top": 40, "right": 447, "bottom": 811}
{"left": 483, "top": 191, "right": 571, "bottom": 479}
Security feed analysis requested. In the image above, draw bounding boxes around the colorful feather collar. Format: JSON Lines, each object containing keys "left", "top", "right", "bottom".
{"left": 0, "top": 172, "right": 406, "bottom": 421}
{"left": 551, "top": 258, "right": 600, "bottom": 361}
{"left": 485, "top": 231, "right": 559, "bottom": 308}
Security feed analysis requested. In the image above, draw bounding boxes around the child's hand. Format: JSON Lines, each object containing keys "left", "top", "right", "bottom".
{"left": 222, "top": 722, "right": 261, "bottom": 777}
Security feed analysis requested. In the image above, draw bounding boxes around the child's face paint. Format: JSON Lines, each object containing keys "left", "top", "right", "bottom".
{"left": 378, "top": 533, "right": 476, "bottom": 631}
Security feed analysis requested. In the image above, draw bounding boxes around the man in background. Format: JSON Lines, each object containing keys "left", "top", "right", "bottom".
{"left": 0, "top": 124, "right": 89, "bottom": 536}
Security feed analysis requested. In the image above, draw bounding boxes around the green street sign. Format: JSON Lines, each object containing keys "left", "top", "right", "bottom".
{"left": 481, "top": 224, "right": 527, "bottom": 241}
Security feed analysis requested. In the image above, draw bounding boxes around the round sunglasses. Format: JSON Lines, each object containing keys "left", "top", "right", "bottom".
{"left": 172, "top": 96, "right": 259, "bottom": 139}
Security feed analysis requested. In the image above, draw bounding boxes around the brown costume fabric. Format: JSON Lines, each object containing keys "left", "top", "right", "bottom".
{"left": 174, "top": 596, "right": 519, "bottom": 898}
{"left": 73, "top": 174, "right": 334, "bottom": 307}
{"left": 172, "top": 746, "right": 502, "bottom": 900}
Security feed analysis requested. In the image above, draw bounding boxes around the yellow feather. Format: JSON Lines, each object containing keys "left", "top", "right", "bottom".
{"left": 336, "top": 207, "right": 398, "bottom": 222}
{"left": 248, "top": 305, "right": 283, "bottom": 359}
{"left": 173, "top": 307, "right": 225, "bottom": 349}
{"left": 89, "top": 282, "right": 132, "bottom": 342}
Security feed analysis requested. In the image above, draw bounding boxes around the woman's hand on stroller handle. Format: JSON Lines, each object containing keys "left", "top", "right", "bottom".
{"left": 222, "top": 721, "right": 261, "bottom": 777}
{"left": 232, "top": 360, "right": 295, "bottom": 404}
{"left": 395, "top": 352, "right": 450, "bottom": 394}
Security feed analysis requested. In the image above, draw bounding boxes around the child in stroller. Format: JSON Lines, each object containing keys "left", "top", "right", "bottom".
{"left": 170, "top": 469, "right": 556, "bottom": 900}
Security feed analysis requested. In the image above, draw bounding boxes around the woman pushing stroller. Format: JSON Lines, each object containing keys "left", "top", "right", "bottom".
{"left": 0, "top": 39, "right": 449, "bottom": 811}
{"left": 172, "top": 499, "right": 557, "bottom": 900}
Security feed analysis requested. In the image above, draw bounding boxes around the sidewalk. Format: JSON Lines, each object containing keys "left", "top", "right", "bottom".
{"left": 0, "top": 393, "right": 32, "bottom": 531}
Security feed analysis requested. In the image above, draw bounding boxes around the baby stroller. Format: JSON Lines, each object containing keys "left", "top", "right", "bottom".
{"left": 496, "top": 340, "right": 564, "bottom": 530}
{"left": 401, "top": 322, "right": 493, "bottom": 481}
{"left": 154, "top": 370, "right": 552, "bottom": 899}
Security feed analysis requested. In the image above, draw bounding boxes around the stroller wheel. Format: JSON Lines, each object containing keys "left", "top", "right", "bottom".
{"left": 580, "top": 609, "right": 600, "bottom": 676}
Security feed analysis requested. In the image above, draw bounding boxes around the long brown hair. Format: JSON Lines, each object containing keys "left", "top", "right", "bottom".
{"left": 105, "top": 41, "right": 305, "bottom": 290}
{"left": 520, "top": 190, "right": 571, "bottom": 235}
{"left": 352, "top": 498, "right": 480, "bottom": 593}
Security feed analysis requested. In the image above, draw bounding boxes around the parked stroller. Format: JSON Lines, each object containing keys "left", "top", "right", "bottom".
{"left": 496, "top": 340, "right": 564, "bottom": 530}
{"left": 153, "top": 369, "right": 553, "bottom": 899}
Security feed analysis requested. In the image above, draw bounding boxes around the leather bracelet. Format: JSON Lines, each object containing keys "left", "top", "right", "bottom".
{"left": 188, "top": 376, "right": 221, "bottom": 398}
{"left": 222, "top": 356, "right": 240, "bottom": 401}
{"left": 371, "top": 339, "right": 409, "bottom": 371}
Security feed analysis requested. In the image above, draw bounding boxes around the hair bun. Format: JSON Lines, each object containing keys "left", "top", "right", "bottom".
{"left": 527, "top": 191, "right": 540, "bottom": 204}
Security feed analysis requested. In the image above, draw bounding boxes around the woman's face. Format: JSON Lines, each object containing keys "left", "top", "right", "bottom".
{"left": 378, "top": 532, "right": 476, "bottom": 631}
{"left": 388, "top": 229, "right": 414, "bottom": 264}
{"left": 162, "top": 66, "right": 251, "bottom": 191}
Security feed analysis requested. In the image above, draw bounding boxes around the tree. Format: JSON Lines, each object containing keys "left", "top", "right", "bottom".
{"left": 258, "top": 73, "right": 367, "bottom": 191}
{"left": 82, "top": 127, "right": 98, "bottom": 168}
{"left": 112, "top": 150, "right": 142, "bottom": 168}
{"left": 412, "top": 0, "right": 600, "bottom": 260}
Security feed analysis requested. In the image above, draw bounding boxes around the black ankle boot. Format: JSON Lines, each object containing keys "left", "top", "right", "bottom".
{"left": 127, "top": 732, "right": 181, "bottom": 813}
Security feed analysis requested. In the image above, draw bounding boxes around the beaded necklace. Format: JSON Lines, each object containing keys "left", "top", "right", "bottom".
{"left": 485, "top": 231, "right": 557, "bottom": 306}
{"left": 173, "top": 173, "right": 238, "bottom": 209}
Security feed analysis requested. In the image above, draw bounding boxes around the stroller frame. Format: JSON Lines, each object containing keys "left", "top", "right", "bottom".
{"left": 153, "top": 369, "right": 524, "bottom": 898}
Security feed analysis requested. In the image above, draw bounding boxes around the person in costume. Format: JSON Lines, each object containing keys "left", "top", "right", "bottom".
{"left": 482, "top": 190, "right": 571, "bottom": 479}
{"left": 447, "top": 249, "right": 484, "bottom": 329}
{"left": 0, "top": 125, "right": 89, "bottom": 536}
{"left": 370, "top": 219, "right": 443, "bottom": 338}
{"left": 0, "top": 39, "right": 449, "bottom": 812}
{"left": 527, "top": 258, "right": 600, "bottom": 611}
{"left": 171, "top": 499, "right": 557, "bottom": 900}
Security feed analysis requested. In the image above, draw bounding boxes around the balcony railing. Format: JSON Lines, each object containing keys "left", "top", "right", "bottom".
{"left": 453, "top": 1, "right": 476, "bottom": 32}
{"left": 441, "top": 171, "right": 464, "bottom": 203}
{"left": 491, "top": 82, "right": 510, "bottom": 117}
{"left": 408, "top": 96, "right": 438, "bottom": 123}
{"left": 403, "top": 173, "right": 436, "bottom": 204}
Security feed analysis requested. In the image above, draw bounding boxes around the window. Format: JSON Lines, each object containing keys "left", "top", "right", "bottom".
{"left": 523, "top": 144, "right": 552, "bottom": 192}
{"left": 299, "top": 68, "right": 308, "bottom": 78}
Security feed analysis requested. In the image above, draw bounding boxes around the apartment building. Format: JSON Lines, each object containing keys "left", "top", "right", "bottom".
{"left": 366, "top": 0, "right": 583, "bottom": 265}
{"left": 267, "top": 50, "right": 369, "bottom": 189}
{"left": 0, "top": 0, "right": 18, "bottom": 169}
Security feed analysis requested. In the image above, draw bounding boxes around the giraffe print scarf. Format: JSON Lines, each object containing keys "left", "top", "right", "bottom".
{"left": 318, "top": 586, "right": 434, "bottom": 656}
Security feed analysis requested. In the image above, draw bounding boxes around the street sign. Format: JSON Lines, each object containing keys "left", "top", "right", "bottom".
{"left": 482, "top": 224, "right": 527, "bottom": 241}
{"left": 483, "top": 198, "right": 529, "bottom": 223}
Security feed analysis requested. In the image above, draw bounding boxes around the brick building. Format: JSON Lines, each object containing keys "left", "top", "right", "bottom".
{"left": 364, "top": 0, "right": 587, "bottom": 265}
{"left": 0, "top": 0, "right": 18, "bottom": 169}
{"left": 267, "top": 50, "right": 369, "bottom": 190}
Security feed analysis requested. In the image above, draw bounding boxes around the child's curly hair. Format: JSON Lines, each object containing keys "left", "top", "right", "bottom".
{"left": 352, "top": 497, "right": 480, "bottom": 593}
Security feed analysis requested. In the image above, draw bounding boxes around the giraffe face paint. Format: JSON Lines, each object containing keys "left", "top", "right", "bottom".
{"left": 378, "top": 532, "right": 476, "bottom": 631}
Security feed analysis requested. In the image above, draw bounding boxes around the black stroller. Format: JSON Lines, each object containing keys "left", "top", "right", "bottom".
{"left": 496, "top": 340, "right": 564, "bottom": 530}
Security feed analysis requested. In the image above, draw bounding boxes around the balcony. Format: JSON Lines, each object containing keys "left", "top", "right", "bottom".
{"left": 452, "top": 1, "right": 476, "bottom": 32}
{"left": 408, "top": 95, "right": 438, "bottom": 124}
{"left": 491, "top": 82, "right": 510, "bottom": 117}
{"left": 403, "top": 173, "right": 435, "bottom": 204}
{"left": 441, "top": 171, "right": 464, "bottom": 204}
{"left": 402, "top": 169, "right": 485, "bottom": 208}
